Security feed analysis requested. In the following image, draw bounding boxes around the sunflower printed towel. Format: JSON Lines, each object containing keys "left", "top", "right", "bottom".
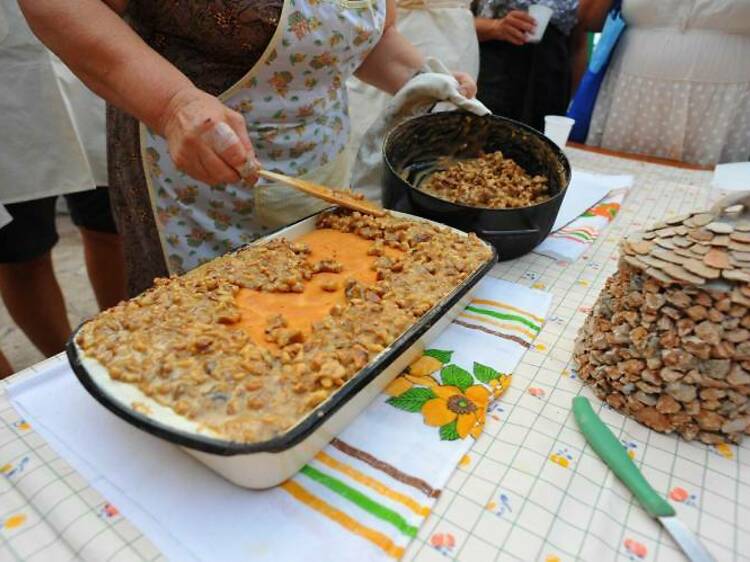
{"left": 9, "top": 277, "right": 551, "bottom": 562}
{"left": 534, "top": 187, "right": 629, "bottom": 262}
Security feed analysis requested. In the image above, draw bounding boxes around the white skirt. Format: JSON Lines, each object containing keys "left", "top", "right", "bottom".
{"left": 587, "top": 27, "right": 750, "bottom": 166}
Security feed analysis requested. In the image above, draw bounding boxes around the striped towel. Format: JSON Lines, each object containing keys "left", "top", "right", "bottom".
{"left": 9, "top": 277, "right": 552, "bottom": 562}
{"left": 534, "top": 188, "right": 628, "bottom": 262}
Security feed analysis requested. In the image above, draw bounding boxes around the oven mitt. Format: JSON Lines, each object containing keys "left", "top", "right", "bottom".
{"left": 350, "top": 57, "right": 491, "bottom": 203}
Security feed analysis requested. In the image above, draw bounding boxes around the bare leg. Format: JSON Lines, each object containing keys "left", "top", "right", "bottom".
{"left": 0, "top": 350, "right": 13, "bottom": 379}
{"left": 79, "top": 228, "right": 127, "bottom": 310}
{"left": 0, "top": 252, "right": 71, "bottom": 357}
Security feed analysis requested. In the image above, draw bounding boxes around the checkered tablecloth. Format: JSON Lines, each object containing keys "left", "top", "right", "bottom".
{"left": 3, "top": 148, "right": 747, "bottom": 562}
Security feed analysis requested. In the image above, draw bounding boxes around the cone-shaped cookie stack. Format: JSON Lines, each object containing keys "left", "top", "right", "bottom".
{"left": 575, "top": 199, "right": 750, "bottom": 444}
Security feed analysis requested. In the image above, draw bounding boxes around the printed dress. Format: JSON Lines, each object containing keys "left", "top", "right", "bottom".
{"left": 108, "top": 0, "right": 385, "bottom": 293}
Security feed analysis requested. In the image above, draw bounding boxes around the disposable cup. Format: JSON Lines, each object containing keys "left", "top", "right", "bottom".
{"left": 544, "top": 115, "right": 575, "bottom": 149}
{"left": 527, "top": 5, "right": 553, "bottom": 43}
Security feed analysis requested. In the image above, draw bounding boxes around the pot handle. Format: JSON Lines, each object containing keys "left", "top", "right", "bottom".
{"left": 477, "top": 227, "right": 540, "bottom": 237}
{"left": 710, "top": 191, "right": 750, "bottom": 217}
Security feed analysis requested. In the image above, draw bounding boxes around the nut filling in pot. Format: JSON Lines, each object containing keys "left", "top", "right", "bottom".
{"left": 419, "top": 151, "right": 550, "bottom": 208}
{"left": 76, "top": 210, "right": 492, "bottom": 443}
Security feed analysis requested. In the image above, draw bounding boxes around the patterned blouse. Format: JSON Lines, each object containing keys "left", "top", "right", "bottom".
{"left": 109, "top": 0, "right": 283, "bottom": 296}
{"left": 474, "top": 0, "right": 579, "bottom": 36}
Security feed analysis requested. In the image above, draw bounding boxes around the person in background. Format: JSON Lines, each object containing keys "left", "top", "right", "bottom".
{"left": 347, "top": 0, "right": 480, "bottom": 155}
{"left": 473, "top": 0, "right": 579, "bottom": 132}
{"left": 20, "top": 0, "right": 475, "bottom": 297}
{"left": 586, "top": 0, "right": 750, "bottom": 166}
{"left": 0, "top": 351, "right": 12, "bottom": 379}
{"left": 0, "top": 1, "right": 127, "bottom": 374}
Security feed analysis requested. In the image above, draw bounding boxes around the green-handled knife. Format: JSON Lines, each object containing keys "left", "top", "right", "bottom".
{"left": 572, "top": 397, "right": 716, "bottom": 562}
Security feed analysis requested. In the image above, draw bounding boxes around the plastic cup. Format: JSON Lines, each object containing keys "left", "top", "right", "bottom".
{"left": 526, "top": 5, "right": 553, "bottom": 43}
{"left": 544, "top": 115, "right": 575, "bottom": 149}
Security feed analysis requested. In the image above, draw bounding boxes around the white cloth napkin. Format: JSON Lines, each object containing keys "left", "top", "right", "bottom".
{"left": 552, "top": 170, "right": 633, "bottom": 232}
{"left": 535, "top": 172, "right": 633, "bottom": 262}
{"left": 9, "top": 277, "right": 551, "bottom": 562}
{"left": 351, "top": 57, "right": 490, "bottom": 203}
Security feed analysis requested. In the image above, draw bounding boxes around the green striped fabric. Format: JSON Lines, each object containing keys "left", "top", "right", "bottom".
{"left": 464, "top": 305, "right": 541, "bottom": 333}
{"left": 300, "top": 465, "right": 419, "bottom": 538}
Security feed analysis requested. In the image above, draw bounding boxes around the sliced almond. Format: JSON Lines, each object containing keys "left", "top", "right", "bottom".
{"left": 704, "top": 248, "right": 731, "bottom": 269}
{"left": 731, "top": 251, "right": 750, "bottom": 262}
{"left": 630, "top": 241, "right": 654, "bottom": 255}
{"left": 683, "top": 258, "right": 720, "bottom": 279}
{"left": 729, "top": 240, "right": 750, "bottom": 252}
{"left": 711, "top": 235, "right": 731, "bottom": 247}
{"left": 671, "top": 237, "right": 693, "bottom": 249}
{"left": 655, "top": 227, "right": 678, "bottom": 238}
{"left": 691, "top": 244, "right": 710, "bottom": 255}
{"left": 645, "top": 267, "right": 674, "bottom": 284}
{"left": 655, "top": 238, "right": 676, "bottom": 251}
{"left": 723, "top": 269, "right": 750, "bottom": 283}
{"left": 640, "top": 255, "right": 669, "bottom": 270}
{"left": 689, "top": 228, "right": 714, "bottom": 242}
{"left": 705, "top": 221, "right": 734, "bottom": 234}
{"left": 652, "top": 248, "right": 686, "bottom": 265}
{"left": 665, "top": 213, "right": 692, "bottom": 225}
{"left": 623, "top": 256, "right": 646, "bottom": 270}
{"left": 735, "top": 221, "right": 750, "bottom": 232}
{"left": 684, "top": 213, "right": 714, "bottom": 228}
{"left": 730, "top": 231, "right": 750, "bottom": 244}
{"left": 661, "top": 263, "right": 705, "bottom": 285}
{"left": 673, "top": 247, "right": 697, "bottom": 259}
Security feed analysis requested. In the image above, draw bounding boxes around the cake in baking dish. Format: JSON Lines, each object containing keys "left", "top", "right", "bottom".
{"left": 75, "top": 210, "right": 492, "bottom": 443}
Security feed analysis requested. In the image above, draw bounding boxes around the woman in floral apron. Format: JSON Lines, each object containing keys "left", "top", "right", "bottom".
{"left": 21, "top": 0, "right": 475, "bottom": 295}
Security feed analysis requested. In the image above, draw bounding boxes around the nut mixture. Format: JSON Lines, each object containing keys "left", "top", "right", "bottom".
{"left": 575, "top": 209, "right": 750, "bottom": 444}
{"left": 419, "top": 151, "right": 550, "bottom": 208}
{"left": 77, "top": 210, "right": 492, "bottom": 443}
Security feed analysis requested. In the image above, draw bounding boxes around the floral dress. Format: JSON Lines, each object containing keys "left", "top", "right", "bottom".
{"left": 107, "top": 0, "right": 385, "bottom": 293}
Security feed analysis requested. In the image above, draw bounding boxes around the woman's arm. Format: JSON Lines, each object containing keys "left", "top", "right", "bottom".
{"left": 569, "top": 22, "right": 589, "bottom": 95}
{"left": 354, "top": 0, "right": 476, "bottom": 97}
{"left": 475, "top": 11, "right": 536, "bottom": 45}
{"left": 579, "top": 0, "right": 613, "bottom": 32}
{"left": 19, "top": 0, "right": 254, "bottom": 186}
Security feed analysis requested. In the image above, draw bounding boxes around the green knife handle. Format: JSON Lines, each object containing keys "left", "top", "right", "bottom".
{"left": 572, "top": 397, "right": 676, "bottom": 518}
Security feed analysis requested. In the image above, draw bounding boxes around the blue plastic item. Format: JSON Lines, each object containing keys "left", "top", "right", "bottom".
{"left": 567, "top": 3, "right": 626, "bottom": 142}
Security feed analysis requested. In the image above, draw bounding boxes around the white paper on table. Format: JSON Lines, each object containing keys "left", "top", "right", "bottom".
{"left": 711, "top": 162, "right": 750, "bottom": 192}
{"left": 0, "top": 205, "right": 11, "bottom": 229}
{"left": 552, "top": 169, "right": 634, "bottom": 232}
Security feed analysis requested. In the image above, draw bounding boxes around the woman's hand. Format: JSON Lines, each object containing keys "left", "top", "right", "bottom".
{"left": 487, "top": 10, "right": 537, "bottom": 45}
{"left": 452, "top": 72, "right": 477, "bottom": 99}
{"left": 159, "top": 87, "right": 259, "bottom": 186}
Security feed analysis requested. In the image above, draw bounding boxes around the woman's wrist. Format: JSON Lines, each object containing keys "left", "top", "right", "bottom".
{"left": 156, "top": 85, "right": 203, "bottom": 137}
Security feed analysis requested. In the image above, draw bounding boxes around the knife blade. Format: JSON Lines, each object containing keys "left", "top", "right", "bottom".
{"left": 572, "top": 396, "right": 716, "bottom": 562}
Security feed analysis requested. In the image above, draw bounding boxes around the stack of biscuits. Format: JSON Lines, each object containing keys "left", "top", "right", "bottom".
{"left": 575, "top": 204, "right": 750, "bottom": 444}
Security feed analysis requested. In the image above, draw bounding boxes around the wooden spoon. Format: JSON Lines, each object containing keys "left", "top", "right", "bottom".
{"left": 208, "top": 122, "right": 385, "bottom": 217}
{"left": 235, "top": 161, "right": 385, "bottom": 217}
{"left": 256, "top": 169, "right": 385, "bottom": 217}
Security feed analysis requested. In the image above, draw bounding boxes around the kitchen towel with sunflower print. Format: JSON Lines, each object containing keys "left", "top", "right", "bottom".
{"left": 534, "top": 171, "right": 633, "bottom": 262}
{"left": 9, "top": 277, "right": 551, "bottom": 562}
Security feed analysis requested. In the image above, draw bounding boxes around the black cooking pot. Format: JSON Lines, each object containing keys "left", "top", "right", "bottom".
{"left": 382, "top": 111, "right": 571, "bottom": 260}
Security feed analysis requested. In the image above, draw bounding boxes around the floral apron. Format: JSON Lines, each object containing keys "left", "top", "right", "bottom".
{"left": 141, "top": 0, "right": 386, "bottom": 274}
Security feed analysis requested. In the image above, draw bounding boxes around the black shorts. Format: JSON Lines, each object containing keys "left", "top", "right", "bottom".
{"left": 0, "top": 187, "right": 118, "bottom": 264}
